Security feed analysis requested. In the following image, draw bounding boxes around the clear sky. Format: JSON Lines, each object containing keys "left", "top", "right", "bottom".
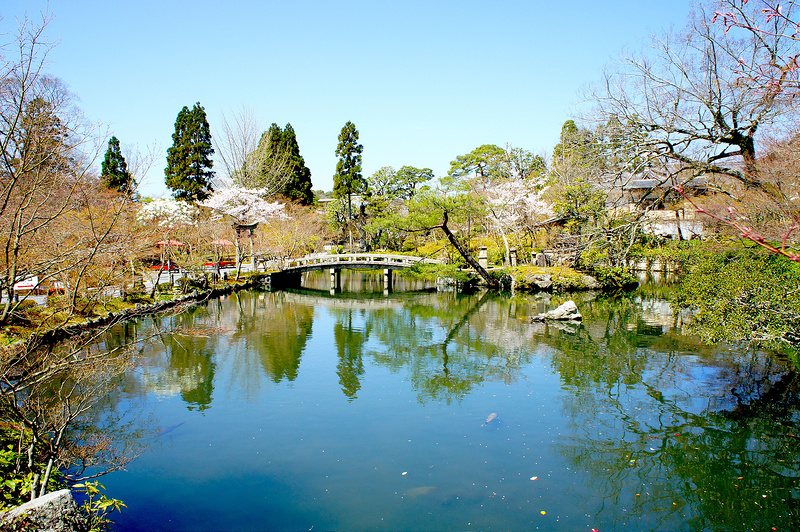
{"left": 4, "top": 0, "right": 696, "bottom": 198}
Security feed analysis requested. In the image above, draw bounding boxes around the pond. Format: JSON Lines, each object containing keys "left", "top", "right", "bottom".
{"left": 92, "top": 275, "right": 799, "bottom": 531}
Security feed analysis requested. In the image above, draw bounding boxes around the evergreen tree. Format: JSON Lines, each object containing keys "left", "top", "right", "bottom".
{"left": 333, "top": 121, "right": 364, "bottom": 247}
{"left": 333, "top": 121, "right": 364, "bottom": 201}
{"left": 238, "top": 123, "right": 286, "bottom": 191}
{"left": 165, "top": 102, "right": 214, "bottom": 202}
{"left": 101, "top": 136, "right": 134, "bottom": 194}
{"left": 281, "top": 123, "right": 313, "bottom": 205}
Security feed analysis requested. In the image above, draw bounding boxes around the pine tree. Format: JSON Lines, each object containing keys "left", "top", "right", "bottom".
{"left": 281, "top": 123, "right": 313, "bottom": 205}
{"left": 101, "top": 136, "right": 134, "bottom": 194}
{"left": 165, "top": 102, "right": 214, "bottom": 202}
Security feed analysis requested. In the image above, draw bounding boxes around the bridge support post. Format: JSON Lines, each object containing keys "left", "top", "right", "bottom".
{"left": 383, "top": 268, "right": 393, "bottom": 295}
{"left": 329, "top": 268, "right": 341, "bottom": 293}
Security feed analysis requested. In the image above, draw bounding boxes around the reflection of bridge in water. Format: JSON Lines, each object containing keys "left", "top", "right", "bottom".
{"left": 279, "top": 253, "right": 441, "bottom": 293}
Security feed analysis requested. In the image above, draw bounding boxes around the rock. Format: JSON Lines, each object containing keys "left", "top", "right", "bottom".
{"left": 0, "top": 489, "right": 86, "bottom": 532}
{"left": 531, "top": 300, "right": 582, "bottom": 322}
{"left": 532, "top": 274, "right": 552, "bottom": 290}
{"left": 579, "top": 274, "right": 602, "bottom": 290}
{"left": 535, "top": 253, "right": 550, "bottom": 268}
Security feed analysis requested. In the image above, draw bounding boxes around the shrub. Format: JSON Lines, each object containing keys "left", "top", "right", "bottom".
{"left": 674, "top": 248, "right": 800, "bottom": 354}
{"left": 591, "top": 266, "right": 639, "bottom": 291}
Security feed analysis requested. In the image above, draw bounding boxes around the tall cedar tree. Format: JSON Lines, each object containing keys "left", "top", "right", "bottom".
{"left": 101, "top": 136, "right": 134, "bottom": 194}
{"left": 281, "top": 124, "right": 313, "bottom": 204}
{"left": 257, "top": 122, "right": 284, "bottom": 188}
{"left": 165, "top": 102, "right": 214, "bottom": 202}
{"left": 333, "top": 121, "right": 365, "bottom": 212}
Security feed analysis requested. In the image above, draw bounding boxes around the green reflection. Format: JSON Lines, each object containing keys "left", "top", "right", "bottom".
{"left": 546, "top": 295, "right": 800, "bottom": 531}
{"left": 226, "top": 292, "right": 313, "bottom": 383}
{"left": 105, "top": 288, "right": 798, "bottom": 530}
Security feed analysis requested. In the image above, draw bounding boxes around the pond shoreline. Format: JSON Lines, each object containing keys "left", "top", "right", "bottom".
{"left": 2, "top": 278, "right": 263, "bottom": 356}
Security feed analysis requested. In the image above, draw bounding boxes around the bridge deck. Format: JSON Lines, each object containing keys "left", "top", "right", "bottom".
{"left": 281, "top": 253, "right": 440, "bottom": 273}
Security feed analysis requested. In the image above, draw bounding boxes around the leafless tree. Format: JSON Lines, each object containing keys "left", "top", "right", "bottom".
{"left": 214, "top": 106, "right": 291, "bottom": 196}
{"left": 587, "top": 0, "right": 799, "bottom": 198}
{"left": 0, "top": 13, "right": 141, "bottom": 323}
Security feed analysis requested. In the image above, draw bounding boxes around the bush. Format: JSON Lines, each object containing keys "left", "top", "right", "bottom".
{"left": 674, "top": 248, "right": 800, "bottom": 354}
{"left": 156, "top": 282, "right": 173, "bottom": 294}
{"left": 176, "top": 277, "right": 208, "bottom": 294}
{"left": 591, "top": 266, "right": 639, "bottom": 291}
{"left": 122, "top": 288, "right": 152, "bottom": 305}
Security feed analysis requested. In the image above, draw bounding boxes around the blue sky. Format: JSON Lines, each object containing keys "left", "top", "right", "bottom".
{"left": 5, "top": 0, "right": 695, "bottom": 197}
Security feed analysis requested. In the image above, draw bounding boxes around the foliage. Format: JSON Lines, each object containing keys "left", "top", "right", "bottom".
{"left": 165, "top": 102, "right": 215, "bottom": 202}
{"left": 100, "top": 136, "right": 134, "bottom": 195}
{"left": 73, "top": 481, "right": 125, "bottom": 532}
{"left": 400, "top": 263, "right": 473, "bottom": 283}
{"left": 589, "top": 266, "right": 639, "bottom": 291}
{"left": 280, "top": 124, "right": 314, "bottom": 205}
{"left": 332, "top": 121, "right": 365, "bottom": 200}
{"left": 0, "top": 425, "right": 63, "bottom": 510}
{"left": 366, "top": 166, "right": 433, "bottom": 201}
{"left": 447, "top": 143, "right": 547, "bottom": 186}
{"left": 238, "top": 123, "right": 313, "bottom": 205}
{"left": 674, "top": 248, "right": 800, "bottom": 352}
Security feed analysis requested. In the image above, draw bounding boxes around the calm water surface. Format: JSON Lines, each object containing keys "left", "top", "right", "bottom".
{"left": 97, "top": 275, "right": 799, "bottom": 531}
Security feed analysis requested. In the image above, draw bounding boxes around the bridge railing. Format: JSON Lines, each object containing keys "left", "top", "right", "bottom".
{"left": 282, "top": 253, "right": 439, "bottom": 270}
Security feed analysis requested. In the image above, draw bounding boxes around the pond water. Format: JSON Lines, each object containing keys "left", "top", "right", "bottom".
{"left": 94, "top": 273, "right": 799, "bottom": 531}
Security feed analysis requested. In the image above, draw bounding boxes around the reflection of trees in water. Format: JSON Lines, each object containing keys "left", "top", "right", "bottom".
{"left": 109, "top": 289, "right": 798, "bottom": 530}
{"left": 333, "top": 311, "right": 368, "bottom": 400}
{"left": 329, "top": 290, "right": 538, "bottom": 403}
{"left": 141, "top": 310, "right": 217, "bottom": 411}
{"left": 129, "top": 292, "right": 314, "bottom": 408}
{"left": 546, "top": 297, "right": 800, "bottom": 531}
{"left": 226, "top": 292, "right": 313, "bottom": 384}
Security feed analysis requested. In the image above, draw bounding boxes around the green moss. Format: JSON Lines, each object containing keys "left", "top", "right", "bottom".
{"left": 506, "top": 265, "right": 598, "bottom": 292}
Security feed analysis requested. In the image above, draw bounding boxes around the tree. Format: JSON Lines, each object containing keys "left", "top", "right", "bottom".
{"left": 100, "top": 136, "right": 133, "bottom": 194}
{"left": 588, "top": 0, "right": 799, "bottom": 196}
{"left": 446, "top": 144, "right": 551, "bottom": 265}
{"left": 0, "top": 14, "right": 134, "bottom": 323}
{"left": 0, "top": 13, "right": 150, "bottom": 505}
{"left": 447, "top": 144, "right": 505, "bottom": 185}
{"left": 254, "top": 122, "right": 290, "bottom": 192}
{"left": 404, "top": 187, "right": 498, "bottom": 288}
{"left": 367, "top": 165, "right": 433, "bottom": 201}
{"left": 215, "top": 108, "right": 291, "bottom": 195}
{"left": 281, "top": 124, "right": 313, "bottom": 205}
{"left": 333, "top": 121, "right": 365, "bottom": 247}
{"left": 201, "top": 177, "right": 285, "bottom": 224}
{"left": 165, "top": 102, "right": 215, "bottom": 202}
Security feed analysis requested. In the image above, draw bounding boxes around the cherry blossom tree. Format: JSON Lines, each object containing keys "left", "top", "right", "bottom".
{"left": 201, "top": 177, "right": 285, "bottom": 224}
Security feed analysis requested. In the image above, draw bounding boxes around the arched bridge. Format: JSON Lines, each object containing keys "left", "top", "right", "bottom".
{"left": 276, "top": 253, "right": 441, "bottom": 293}
{"left": 282, "top": 253, "right": 440, "bottom": 273}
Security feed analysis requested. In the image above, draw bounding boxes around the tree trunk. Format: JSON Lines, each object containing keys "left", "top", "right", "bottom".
{"left": 438, "top": 211, "right": 499, "bottom": 289}
{"left": 675, "top": 209, "right": 684, "bottom": 241}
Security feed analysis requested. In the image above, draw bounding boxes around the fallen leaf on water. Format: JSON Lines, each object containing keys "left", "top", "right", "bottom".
{"left": 540, "top": 511, "right": 546, "bottom": 515}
